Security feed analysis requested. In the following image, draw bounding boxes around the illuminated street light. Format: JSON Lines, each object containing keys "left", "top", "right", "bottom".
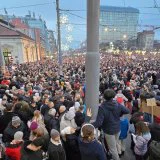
{"left": 123, "top": 34, "right": 127, "bottom": 39}
{"left": 104, "top": 27, "right": 108, "bottom": 32}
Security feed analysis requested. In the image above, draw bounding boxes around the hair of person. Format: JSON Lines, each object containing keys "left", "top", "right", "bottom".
{"left": 81, "top": 123, "right": 96, "bottom": 142}
{"left": 135, "top": 121, "right": 150, "bottom": 135}
{"left": 103, "top": 89, "right": 116, "bottom": 101}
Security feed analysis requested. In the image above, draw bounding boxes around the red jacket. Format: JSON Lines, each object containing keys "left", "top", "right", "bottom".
{"left": 5, "top": 143, "right": 22, "bottom": 160}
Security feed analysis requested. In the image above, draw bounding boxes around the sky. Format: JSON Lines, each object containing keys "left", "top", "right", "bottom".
{"left": 0, "top": 0, "right": 160, "bottom": 48}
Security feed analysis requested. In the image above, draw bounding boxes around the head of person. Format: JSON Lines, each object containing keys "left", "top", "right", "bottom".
{"left": 104, "top": 89, "right": 116, "bottom": 101}
{"left": 59, "top": 105, "right": 66, "bottom": 114}
{"left": 13, "top": 131, "right": 24, "bottom": 143}
{"left": 48, "top": 108, "right": 56, "bottom": 117}
{"left": 11, "top": 116, "right": 21, "bottom": 128}
{"left": 135, "top": 121, "right": 150, "bottom": 135}
{"left": 50, "top": 129, "right": 60, "bottom": 142}
{"left": 29, "top": 137, "right": 44, "bottom": 151}
{"left": 81, "top": 124, "right": 96, "bottom": 142}
{"left": 48, "top": 98, "right": 54, "bottom": 108}
{"left": 4, "top": 103, "right": 13, "bottom": 112}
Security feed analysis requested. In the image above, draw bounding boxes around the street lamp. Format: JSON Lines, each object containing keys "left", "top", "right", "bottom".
{"left": 104, "top": 27, "right": 108, "bottom": 32}
{"left": 123, "top": 34, "right": 127, "bottom": 39}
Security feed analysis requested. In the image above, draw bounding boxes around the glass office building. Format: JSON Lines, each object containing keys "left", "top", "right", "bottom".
{"left": 100, "top": 6, "right": 139, "bottom": 43}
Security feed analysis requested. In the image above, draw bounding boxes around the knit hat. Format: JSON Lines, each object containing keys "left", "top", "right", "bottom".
{"left": 14, "top": 131, "right": 23, "bottom": 141}
{"left": 50, "top": 129, "right": 60, "bottom": 139}
{"left": 30, "top": 121, "right": 39, "bottom": 131}
{"left": 12, "top": 116, "right": 21, "bottom": 126}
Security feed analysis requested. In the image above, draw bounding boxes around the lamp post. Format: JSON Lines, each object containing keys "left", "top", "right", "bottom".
{"left": 85, "top": 0, "right": 100, "bottom": 120}
{"left": 0, "top": 44, "right": 5, "bottom": 73}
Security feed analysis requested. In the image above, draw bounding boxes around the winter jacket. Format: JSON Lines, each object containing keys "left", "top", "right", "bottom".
{"left": 21, "top": 141, "right": 43, "bottom": 160}
{"left": 48, "top": 140, "right": 66, "bottom": 160}
{"left": 3, "top": 122, "right": 28, "bottom": 143}
{"left": 0, "top": 112, "right": 17, "bottom": 134}
{"left": 78, "top": 138, "right": 106, "bottom": 160}
{"left": 60, "top": 112, "right": 77, "bottom": 132}
{"left": 149, "top": 123, "right": 160, "bottom": 142}
{"left": 119, "top": 117, "right": 129, "bottom": 140}
{"left": 134, "top": 133, "right": 151, "bottom": 156}
{"left": 93, "top": 100, "right": 130, "bottom": 135}
{"left": 5, "top": 142, "right": 23, "bottom": 160}
{"left": 64, "top": 132, "right": 81, "bottom": 160}
{"left": 44, "top": 114, "right": 60, "bottom": 132}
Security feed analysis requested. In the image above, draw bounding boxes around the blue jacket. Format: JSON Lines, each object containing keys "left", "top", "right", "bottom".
{"left": 93, "top": 100, "right": 130, "bottom": 135}
{"left": 119, "top": 118, "right": 129, "bottom": 140}
{"left": 78, "top": 138, "right": 106, "bottom": 160}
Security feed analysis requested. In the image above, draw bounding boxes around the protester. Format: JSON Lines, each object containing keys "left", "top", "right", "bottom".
{"left": 133, "top": 121, "right": 151, "bottom": 160}
{"left": 48, "top": 129, "right": 66, "bottom": 160}
{"left": 79, "top": 123, "right": 106, "bottom": 160}
{"left": 93, "top": 89, "right": 130, "bottom": 160}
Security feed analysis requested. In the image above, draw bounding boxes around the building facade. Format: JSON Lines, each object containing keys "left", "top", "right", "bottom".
{"left": 137, "top": 30, "right": 155, "bottom": 50}
{"left": 100, "top": 6, "right": 139, "bottom": 43}
{"left": 0, "top": 20, "right": 38, "bottom": 64}
{"left": 0, "top": 13, "right": 56, "bottom": 57}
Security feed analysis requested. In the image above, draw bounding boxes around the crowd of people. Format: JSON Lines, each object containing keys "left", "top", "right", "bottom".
{"left": 0, "top": 52, "right": 160, "bottom": 160}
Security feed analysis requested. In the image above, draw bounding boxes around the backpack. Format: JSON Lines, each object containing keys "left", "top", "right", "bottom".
{"left": 149, "top": 141, "right": 160, "bottom": 160}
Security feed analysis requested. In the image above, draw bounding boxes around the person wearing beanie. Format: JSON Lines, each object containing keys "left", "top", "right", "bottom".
{"left": 0, "top": 103, "right": 16, "bottom": 134}
{"left": 5, "top": 131, "right": 24, "bottom": 160}
{"left": 149, "top": 116, "right": 160, "bottom": 142}
{"left": 92, "top": 89, "right": 130, "bottom": 160}
{"left": 48, "top": 129, "right": 66, "bottom": 160}
{"left": 3, "top": 116, "right": 28, "bottom": 143}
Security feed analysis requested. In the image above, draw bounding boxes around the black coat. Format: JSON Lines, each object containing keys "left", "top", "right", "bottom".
{"left": 64, "top": 133, "right": 81, "bottom": 160}
{"left": 3, "top": 122, "right": 28, "bottom": 143}
{"left": 21, "top": 141, "right": 43, "bottom": 160}
{"left": 48, "top": 141, "right": 66, "bottom": 160}
{"left": 149, "top": 123, "right": 160, "bottom": 142}
{"left": 0, "top": 112, "right": 17, "bottom": 134}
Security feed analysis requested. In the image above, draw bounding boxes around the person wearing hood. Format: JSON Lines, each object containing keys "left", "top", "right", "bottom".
{"left": 5, "top": 131, "right": 24, "bottom": 160}
{"left": 60, "top": 110, "right": 77, "bottom": 132}
{"left": 93, "top": 89, "right": 130, "bottom": 160}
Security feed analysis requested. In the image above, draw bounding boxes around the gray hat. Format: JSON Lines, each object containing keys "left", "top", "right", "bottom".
{"left": 50, "top": 129, "right": 60, "bottom": 139}
{"left": 12, "top": 116, "right": 21, "bottom": 126}
{"left": 14, "top": 131, "right": 23, "bottom": 141}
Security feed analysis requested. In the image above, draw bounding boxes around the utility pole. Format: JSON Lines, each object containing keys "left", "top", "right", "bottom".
{"left": 56, "top": 0, "right": 62, "bottom": 71}
{"left": 85, "top": 0, "right": 100, "bottom": 120}
{"left": 0, "top": 44, "right": 5, "bottom": 74}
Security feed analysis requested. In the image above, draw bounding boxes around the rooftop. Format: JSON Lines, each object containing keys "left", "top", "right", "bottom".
{"left": 100, "top": 6, "right": 139, "bottom": 13}
{"left": 0, "top": 22, "right": 34, "bottom": 40}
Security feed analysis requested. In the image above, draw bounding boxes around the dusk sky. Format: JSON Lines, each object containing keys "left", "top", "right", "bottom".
{"left": 0, "top": 0, "right": 160, "bottom": 47}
